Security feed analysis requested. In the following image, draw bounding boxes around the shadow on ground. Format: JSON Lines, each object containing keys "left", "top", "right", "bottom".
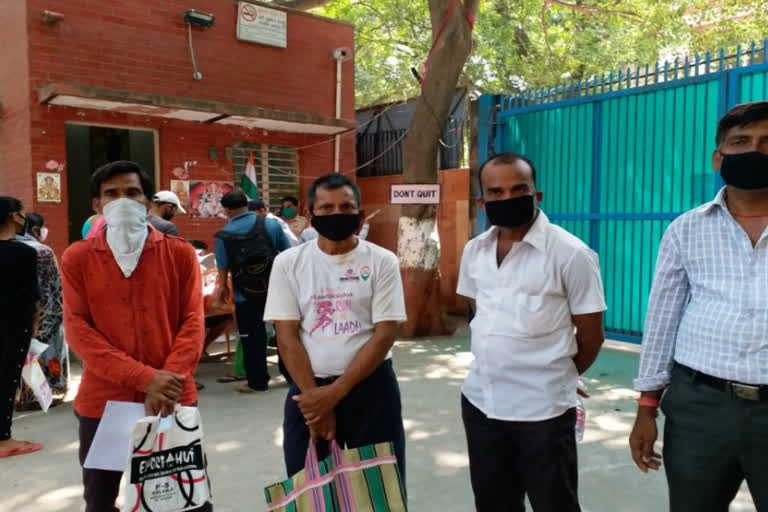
{"left": 1, "top": 331, "right": 756, "bottom": 511}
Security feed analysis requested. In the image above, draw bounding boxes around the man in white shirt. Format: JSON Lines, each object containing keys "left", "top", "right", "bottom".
{"left": 264, "top": 173, "right": 407, "bottom": 480}
{"left": 457, "top": 153, "right": 606, "bottom": 511}
{"left": 248, "top": 200, "right": 299, "bottom": 247}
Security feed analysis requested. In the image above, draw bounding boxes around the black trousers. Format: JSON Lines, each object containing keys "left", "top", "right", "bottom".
{"left": 283, "top": 360, "right": 406, "bottom": 484}
{"left": 0, "top": 327, "right": 32, "bottom": 441}
{"left": 234, "top": 298, "right": 269, "bottom": 390}
{"left": 662, "top": 364, "right": 768, "bottom": 512}
{"left": 77, "top": 412, "right": 212, "bottom": 512}
{"left": 461, "top": 394, "right": 580, "bottom": 512}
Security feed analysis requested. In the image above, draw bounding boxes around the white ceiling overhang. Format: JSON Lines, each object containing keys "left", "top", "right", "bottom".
{"left": 38, "top": 84, "right": 357, "bottom": 136}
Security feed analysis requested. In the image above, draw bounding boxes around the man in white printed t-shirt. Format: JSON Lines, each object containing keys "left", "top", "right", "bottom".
{"left": 264, "top": 173, "right": 408, "bottom": 481}
{"left": 457, "top": 153, "right": 606, "bottom": 512}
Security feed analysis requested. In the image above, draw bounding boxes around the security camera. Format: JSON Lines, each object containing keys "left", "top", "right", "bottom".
{"left": 332, "top": 47, "right": 352, "bottom": 61}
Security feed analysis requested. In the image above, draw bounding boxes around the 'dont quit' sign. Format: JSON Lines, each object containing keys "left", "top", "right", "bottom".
{"left": 389, "top": 184, "right": 441, "bottom": 205}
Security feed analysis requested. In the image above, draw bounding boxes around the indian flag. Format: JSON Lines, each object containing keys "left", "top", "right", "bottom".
{"left": 241, "top": 150, "right": 259, "bottom": 199}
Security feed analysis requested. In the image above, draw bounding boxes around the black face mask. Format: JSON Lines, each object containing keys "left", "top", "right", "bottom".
{"left": 720, "top": 151, "right": 768, "bottom": 190}
{"left": 484, "top": 195, "right": 535, "bottom": 227}
{"left": 311, "top": 213, "right": 361, "bottom": 242}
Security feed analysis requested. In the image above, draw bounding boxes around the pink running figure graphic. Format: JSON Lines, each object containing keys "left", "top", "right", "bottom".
{"left": 310, "top": 301, "right": 335, "bottom": 335}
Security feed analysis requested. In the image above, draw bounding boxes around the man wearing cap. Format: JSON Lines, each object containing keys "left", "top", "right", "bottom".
{"left": 147, "top": 190, "right": 186, "bottom": 236}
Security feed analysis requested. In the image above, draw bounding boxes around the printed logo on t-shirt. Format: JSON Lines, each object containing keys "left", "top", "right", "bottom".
{"left": 309, "top": 288, "right": 362, "bottom": 337}
{"left": 340, "top": 268, "right": 360, "bottom": 282}
{"left": 360, "top": 266, "right": 371, "bottom": 281}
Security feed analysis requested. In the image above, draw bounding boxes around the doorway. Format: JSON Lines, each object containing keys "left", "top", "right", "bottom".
{"left": 65, "top": 124, "right": 157, "bottom": 243}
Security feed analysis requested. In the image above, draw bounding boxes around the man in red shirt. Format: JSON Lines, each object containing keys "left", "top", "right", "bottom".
{"left": 61, "top": 161, "right": 210, "bottom": 512}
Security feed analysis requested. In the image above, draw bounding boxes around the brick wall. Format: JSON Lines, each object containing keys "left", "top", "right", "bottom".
{"left": 357, "top": 169, "right": 470, "bottom": 313}
{"left": 25, "top": 0, "right": 355, "bottom": 119}
{"left": 12, "top": 0, "right": 355, "bottom": 256}
{"left": 28, "top": 105, "right": 354, "bottom": 257}
{"left": 0, "top": 0, "right": 33, "bottom": 205}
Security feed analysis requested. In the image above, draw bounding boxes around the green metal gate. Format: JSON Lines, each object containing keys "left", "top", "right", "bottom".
{"left": 478, "top": 42, "right": 768, "bottom": 341}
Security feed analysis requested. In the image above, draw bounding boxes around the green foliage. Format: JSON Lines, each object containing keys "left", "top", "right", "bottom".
{"left": 314, "top": 0, "right": 768, "bottom": 107}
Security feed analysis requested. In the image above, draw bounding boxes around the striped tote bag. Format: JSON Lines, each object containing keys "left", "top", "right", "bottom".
{"left": 264, "top": 441, "right": 407, "bottom": 512}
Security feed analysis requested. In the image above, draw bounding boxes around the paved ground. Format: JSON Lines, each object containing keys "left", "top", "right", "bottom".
{"left": 1, "top": 328, "right": 757, "bottom": 511}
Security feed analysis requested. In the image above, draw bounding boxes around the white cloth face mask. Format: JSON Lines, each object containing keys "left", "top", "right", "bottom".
{"left": 102, "top": 198, "right": 149, "bottom": 278}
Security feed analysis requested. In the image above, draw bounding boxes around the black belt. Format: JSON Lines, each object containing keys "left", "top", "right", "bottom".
{"left": 676, "top": 363, "right": 768, "bottom": 401}
{"left": 315, "top": 375, "right": 340, "bottom": 386}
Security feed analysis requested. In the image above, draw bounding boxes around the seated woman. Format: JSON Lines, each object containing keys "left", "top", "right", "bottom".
{"left": 189, "top": 240, "right": 236, "bottom": 359}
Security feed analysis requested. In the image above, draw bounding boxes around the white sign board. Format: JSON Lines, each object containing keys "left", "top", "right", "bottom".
{"left": 390, "top": 184, "right": 442, "bottom": 205}
{"left": 237, "top": 2, "right": 287, "bottom": 48}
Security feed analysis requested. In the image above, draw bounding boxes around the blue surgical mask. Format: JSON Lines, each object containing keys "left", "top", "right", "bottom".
{"left": 282, "top": 207, "right": 296, "bottom": 219}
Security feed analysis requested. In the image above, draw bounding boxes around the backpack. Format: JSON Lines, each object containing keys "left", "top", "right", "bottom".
{"left": 215, "top": 215, "right": 278, "bottom": 300}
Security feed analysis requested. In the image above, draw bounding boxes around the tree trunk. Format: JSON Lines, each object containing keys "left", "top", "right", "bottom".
{"left": 397, "top": 0, "right": 480, "bottom": 337}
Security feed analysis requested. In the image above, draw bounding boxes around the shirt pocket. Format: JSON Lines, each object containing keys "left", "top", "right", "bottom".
{"left": 499, "top": 293, "right": 554, "bottom": 337}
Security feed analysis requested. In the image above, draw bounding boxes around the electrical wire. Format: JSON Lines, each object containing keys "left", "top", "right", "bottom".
{"left": 291, "top": 95, "right": 412, "bottom": 152}
{"left": 188, "top": 24, "right": 201, "bottom": 79}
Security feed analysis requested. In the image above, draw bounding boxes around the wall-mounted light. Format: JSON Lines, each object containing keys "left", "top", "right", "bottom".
{"left": 183, "top": 10, "right": 215, "bottom": 80}
{"left": 183, "top": 10, "right": 215, "bottom": 28}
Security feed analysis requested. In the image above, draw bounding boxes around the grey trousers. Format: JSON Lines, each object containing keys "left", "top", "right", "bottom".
{"left": 662, "top": 364, "right": 768, "bottom": 512}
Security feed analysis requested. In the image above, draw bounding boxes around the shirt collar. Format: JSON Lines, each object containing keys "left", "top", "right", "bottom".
{"left": 91, "top": 225, "right": 162, "bottom": 252}
{"left": 699, "top": 186, "right": 728, "bottom": 215}
{"left": 478, "top": 209, "right": 549, "bottom": 252}
{"left": 229, "top": 211, "right": 254, "bottom": 223}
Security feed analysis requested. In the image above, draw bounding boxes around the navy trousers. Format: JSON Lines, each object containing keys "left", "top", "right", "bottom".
{"left": 282, "top": 360, "right": 406, "bottom": 485}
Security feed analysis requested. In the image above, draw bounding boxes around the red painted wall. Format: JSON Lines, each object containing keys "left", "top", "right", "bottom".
{"left": 28, "top": 107, "right": 351, "bottom": 257}
{"left": 5, "top": 0, "right": 355, "bottom": 256}
{"left": 357, "top": 169, "right": 470, "bottom": 314}
{"left": 0, "top": 0, "right": 33, "bottom": 206}
{"left": 25, "top": 0, "right": 355, "bottom": 118}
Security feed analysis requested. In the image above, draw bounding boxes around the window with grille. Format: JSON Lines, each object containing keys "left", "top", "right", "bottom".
{"left": 232, "top": 143, "right": 300, "bottom": 212}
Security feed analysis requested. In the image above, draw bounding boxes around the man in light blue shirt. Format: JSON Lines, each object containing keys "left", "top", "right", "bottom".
{"left": 631, "top": 101, "right": 768, "bottom": 511}
{"left": 215, "top": 191, "right": 290, "bottom": 393}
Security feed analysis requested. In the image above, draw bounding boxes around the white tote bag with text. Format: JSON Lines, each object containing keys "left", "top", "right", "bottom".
{"left": 121, "top": 406, "right": 212, "bottom": 512}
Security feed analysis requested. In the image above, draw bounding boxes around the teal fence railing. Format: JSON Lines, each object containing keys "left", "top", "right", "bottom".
{"left": 478, "top": 41, "right": 768, "bottom": 342}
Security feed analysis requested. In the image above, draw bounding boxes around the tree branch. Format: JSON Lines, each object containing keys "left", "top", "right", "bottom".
{"left": 460, "top": 72, "right": 487, "bottom": 95}
{"left": 541, "top": 4, "right": 556, "bottom": 62}
{"left": 545, "top": 0, "right": 645, "bottom": 22}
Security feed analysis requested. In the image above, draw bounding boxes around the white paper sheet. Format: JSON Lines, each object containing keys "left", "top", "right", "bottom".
{"left": 83, "top": 401, "right": 174, "bottom": 471}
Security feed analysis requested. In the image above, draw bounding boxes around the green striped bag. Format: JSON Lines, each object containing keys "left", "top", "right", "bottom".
{"left": 264, "top": 441, "right": 407, "bottom": 512}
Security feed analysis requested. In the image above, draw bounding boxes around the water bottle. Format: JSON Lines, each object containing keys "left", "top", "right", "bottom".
{"left": 575, "top": 377, "right": 587, "bottom": 442}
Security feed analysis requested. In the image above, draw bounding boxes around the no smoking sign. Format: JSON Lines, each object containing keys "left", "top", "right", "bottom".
{"left": 236, "top": 1, "right": 287, "bottom": 48}
{"left": 241, "top": 4, "right": 257, "bottom": 22}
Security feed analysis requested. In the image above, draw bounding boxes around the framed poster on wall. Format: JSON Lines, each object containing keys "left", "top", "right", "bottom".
{"left": 188, "top": 182, "right": 234, "bottom": 219}
{"left": 37, "top": 172, "right": 62, "bottom": 203}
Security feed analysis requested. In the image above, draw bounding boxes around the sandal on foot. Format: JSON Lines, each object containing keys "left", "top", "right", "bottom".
{"left": 0, "top": 442, "right": 43, "bottom": 459}
{"left": 216, "top": 375, "right": 247, "bottom": 383}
